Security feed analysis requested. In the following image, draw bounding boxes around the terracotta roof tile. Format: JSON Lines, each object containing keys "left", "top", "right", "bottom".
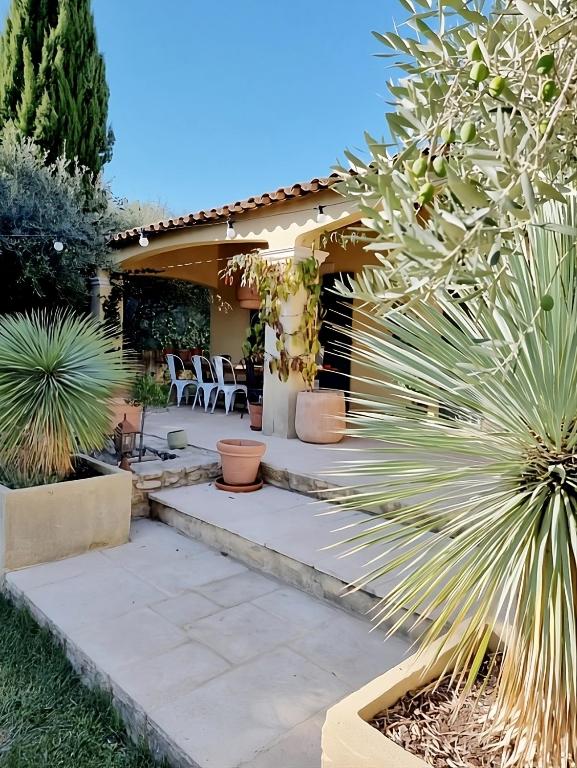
{"left": 111, "top": 173, "right": 340, "bottom": 246}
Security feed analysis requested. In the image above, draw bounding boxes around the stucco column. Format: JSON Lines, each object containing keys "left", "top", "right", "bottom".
{"left": 262, "top": 246, "right": 328, "bottom": 438}
{"left": 89, "top": 269, "right": 112, "bottom": 322}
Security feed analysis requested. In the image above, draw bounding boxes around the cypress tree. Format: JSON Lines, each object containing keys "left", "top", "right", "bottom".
{"left": 0, "top": 0, "right": 113, "bottom": 174}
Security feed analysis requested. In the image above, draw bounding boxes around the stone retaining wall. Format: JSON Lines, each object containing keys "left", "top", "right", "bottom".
{"left": 130, "top": 449, "right": 220, "bottom": 517}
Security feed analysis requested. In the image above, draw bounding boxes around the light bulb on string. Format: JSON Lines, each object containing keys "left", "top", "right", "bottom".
{"left": 226, "top": 219, "right": 236, "bottom": 240}
{"left": 53, "top": 240, "right": 64, "bottom": 252}
{"left": 138, "top": 229, "right": 149, "bottom": 247}
{"left": 316, "top": 205, "right": 329, "bottom": 224}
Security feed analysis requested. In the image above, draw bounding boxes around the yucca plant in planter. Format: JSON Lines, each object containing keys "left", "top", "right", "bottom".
{"left": 0, "top": 310, "right": 134, "bottom": 571}
{"left": 323, "top": 204, "right": 577, "bottom": 768}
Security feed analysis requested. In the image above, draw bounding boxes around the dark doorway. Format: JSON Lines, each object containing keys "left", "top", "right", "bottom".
{"left": 317, "top": 272, "right": 354, "bottom": 402}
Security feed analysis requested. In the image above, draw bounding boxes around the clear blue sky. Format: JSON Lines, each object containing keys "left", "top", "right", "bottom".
{"left": 0, "top": 0, "right": 402, "bottom": 215}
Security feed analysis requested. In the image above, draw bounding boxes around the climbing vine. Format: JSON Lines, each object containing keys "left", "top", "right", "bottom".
{"left": 222, "top": 250, "right": 321, "bottom": 389}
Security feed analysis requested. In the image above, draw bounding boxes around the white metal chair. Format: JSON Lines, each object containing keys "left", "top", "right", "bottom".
{"left": 191, "top": 355, "right": 218, "bottom": 411}
{"left": 166, "top": 354, "right": 196, "bottom": 407}
{"left": 211, "top": 356, "right": 248, "bottom": 414}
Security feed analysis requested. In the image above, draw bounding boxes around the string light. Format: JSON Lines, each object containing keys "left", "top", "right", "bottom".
{"left": 138, "top": 228, "right": 149, "bottom": 248}
{"left": 119, "top": 196, "right": 356, "bottom": 244}
{"left": 225, "top": 218, "right": 236, "bottom": 240}
{"left": 53, "top": 239, "right": 64, "bottom": 252}
{"left": 316, "top": 205, "right": 330, "bottom": 224}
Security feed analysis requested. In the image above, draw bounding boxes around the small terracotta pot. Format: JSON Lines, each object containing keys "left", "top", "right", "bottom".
{"left": 217, "top": 439, "right": 266, "bottom": 485}
{"left": 236, "top": 285, "right": 260, "bottom": 309}
{"left": 295, "top": 390, "right": 346, "bottom": 444}
{"left": 248, "top": 403, "right": 263, "bottom": 431}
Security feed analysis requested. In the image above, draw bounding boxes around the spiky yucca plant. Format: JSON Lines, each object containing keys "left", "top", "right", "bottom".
{"left": 0, "top": 311, "right": 131, "bottom": 487}
{"left": 337, "top": 205, "right": 577, "bottom": 767}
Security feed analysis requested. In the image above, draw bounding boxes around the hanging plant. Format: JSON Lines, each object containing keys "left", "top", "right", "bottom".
{"left": 221, "top": 250, "right": 321, "bottom": 390}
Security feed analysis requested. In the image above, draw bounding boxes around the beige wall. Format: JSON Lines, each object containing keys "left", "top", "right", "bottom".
{"left": 113, "top": 188, "right": 392, "bottom": 426}
{"left": 210, "top": 278, "right": 250, "bottom": 364}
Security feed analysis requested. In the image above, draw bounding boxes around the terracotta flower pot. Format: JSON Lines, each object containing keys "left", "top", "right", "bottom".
{"left": 248, "top": 403, "right": 263, "bottom": 431}
{"left": 236, "top": 285, "right": 260, "bottom": 309}
{"left": 217, "top": 439, "right": 266, "bottom": 485}
{"left": 295, "top": 390, "right": 346, "bottom": 444}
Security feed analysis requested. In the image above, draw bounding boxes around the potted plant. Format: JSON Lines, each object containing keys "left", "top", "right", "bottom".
{"left": 216, "top": 439, "right": 266, "bottom": 486}
{"left": 223, "top": 250, "right": 344, "bottom": 442}
{"left": 131, "top": 374, "right": 170, "bottom": 461}
{"left": 294, "top": 389, "right": 345, "bottom": 444}
{"left": 242, "top": 317, "right": 265, "bottom": 431}
{"left": 236, "top": 285, "right": 260, "bottom": 309}
{"left": 0, "top": 311, "right": 133, "bottom": 571}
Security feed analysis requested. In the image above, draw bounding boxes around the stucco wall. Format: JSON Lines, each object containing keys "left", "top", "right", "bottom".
{"left": 210, "top": 279, "right": 250, "bottom": 364}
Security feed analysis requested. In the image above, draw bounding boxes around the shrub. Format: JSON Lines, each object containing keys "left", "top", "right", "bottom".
{"left": 339, "top": 202, "right": 577, "bottom": 767}
{"left": 0, "top": 129, "right": 116, "bottom": 314}
{"left": 0, "top": 310, "right": 132, "bottom": 487}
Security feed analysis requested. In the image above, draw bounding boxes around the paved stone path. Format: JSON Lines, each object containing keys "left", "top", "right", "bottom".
{"left": 6, "top": 519, "right": 409, "bottom": 768}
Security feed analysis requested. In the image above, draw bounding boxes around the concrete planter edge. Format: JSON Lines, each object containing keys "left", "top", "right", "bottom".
{"left": 321, "top": 623, "right": 502, "bottom": 768}
{"left": 0, "top": 454, "right": 132, "bottom": 572}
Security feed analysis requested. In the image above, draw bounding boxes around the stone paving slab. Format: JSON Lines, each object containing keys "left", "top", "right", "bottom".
{"left": 149, "top": 483, "right": 447, "bottom": 628}
{"left": 5, "top": 519, "right": 409, "bottom": 768}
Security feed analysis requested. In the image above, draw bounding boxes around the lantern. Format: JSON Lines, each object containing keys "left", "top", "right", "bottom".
{"left": 114, "top": 414, "right": 138, "bottom": 468}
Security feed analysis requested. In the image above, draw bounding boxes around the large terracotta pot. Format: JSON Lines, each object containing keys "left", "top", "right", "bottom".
{"left": 217, "top": 439, "right": 266, "bottom": 485}
{"left": 236, "top": 285, "right": 260, "bottom": 309}
{"left": 248, "top": 403, "right": 263, "bottom": 431}
{"left": 295, "top": 390, "right": 346, "bottom": 444}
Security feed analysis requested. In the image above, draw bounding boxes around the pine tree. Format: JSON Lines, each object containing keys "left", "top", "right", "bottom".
{"left": 0, "top": 0, "right": 113, "bottom": 174}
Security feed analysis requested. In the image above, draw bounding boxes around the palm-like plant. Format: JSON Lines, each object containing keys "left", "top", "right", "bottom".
{"left": 0, "top": 311, "right": 131, "bottom": 487}
{"left": 337, "top": 204, "right": 577, "bottom": 767}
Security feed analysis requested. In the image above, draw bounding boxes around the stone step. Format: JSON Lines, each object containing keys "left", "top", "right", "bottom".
{"left": 149, "top": 482, "right": 441, "bottom": 634}
{"left": 130, "top": 438, "right": 220, "bottom": 517}
{"left": 5, "top": 520, "right": 410, "bottom": 768}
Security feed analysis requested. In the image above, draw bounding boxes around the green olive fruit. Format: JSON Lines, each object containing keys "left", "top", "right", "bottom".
{"left": 441, "top": 125, "right": 456, "bottom": 144}
{"left": 538, "top": 119, "right": 549, "bottom": 135}
{"left": 432, "top": 156, "right": 447, "bottom": 177}
{"left": 470, "top": 62, "right": 489, "bottom": 83}
{"left": 540, "top": 294, "right": 554, "bottom": 311}
{"left": 460, "top": 121, "right": 477, "bottom": 143}
{"left": 412, "top": 157, "right": 428, "bottom": 177}
{"left": 489, "top": 250, "right": 501, "bottom": 267}
{"left": 488, "top": 75, "right": 506, "bottom": 97}
{"left": 536, "top": 53, "right": 554, "bottom": 75}
{"left": 466, "top": 40, "right": 483, "bottom": 62}
{"left": 541, "top": 79, "right": 557, "bottom": 102}
{"left": 418, "top": 182, "right": 435, "bottom": 205}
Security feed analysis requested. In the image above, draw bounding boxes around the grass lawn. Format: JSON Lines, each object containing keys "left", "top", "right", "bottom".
{"left": 0, "top": 595, "right": 163, "bottom": 767}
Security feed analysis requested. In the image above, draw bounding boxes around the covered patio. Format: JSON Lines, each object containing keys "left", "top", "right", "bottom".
{"left": 103, "top": 174, "right": 384, "bottom": 440}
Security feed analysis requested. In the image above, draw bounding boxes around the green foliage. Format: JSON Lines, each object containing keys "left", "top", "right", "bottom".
{"left": 337, "top": 0, "right": 577, "bottom": 307}
{"left": 0, "top": 129, "right": 116, "bottom": 314}
{"left": 242, "top": 314, "right": 265, "bottom": 360}
{"left": 111, "top": 199, "right": 172, "bottom": 232}
{"left": 0, "top": 0, "right": 113, "bottom": 173}
{"left": 0, "top": 310, "right": 132, "bottom": 487}
{"left": 0, "top": 595, "right": 162, "bottom": 767}
{"left": 119, "top": 276, "right": 211, "bottom": 352}
{"left": 338, "top": 203, "right": 577, "bottom": 767}
{"left": 131, "top": 374, "right": 168, "bottom": 410}
{"left": 222, "top": 251, "right": 321, "bottom": 389}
